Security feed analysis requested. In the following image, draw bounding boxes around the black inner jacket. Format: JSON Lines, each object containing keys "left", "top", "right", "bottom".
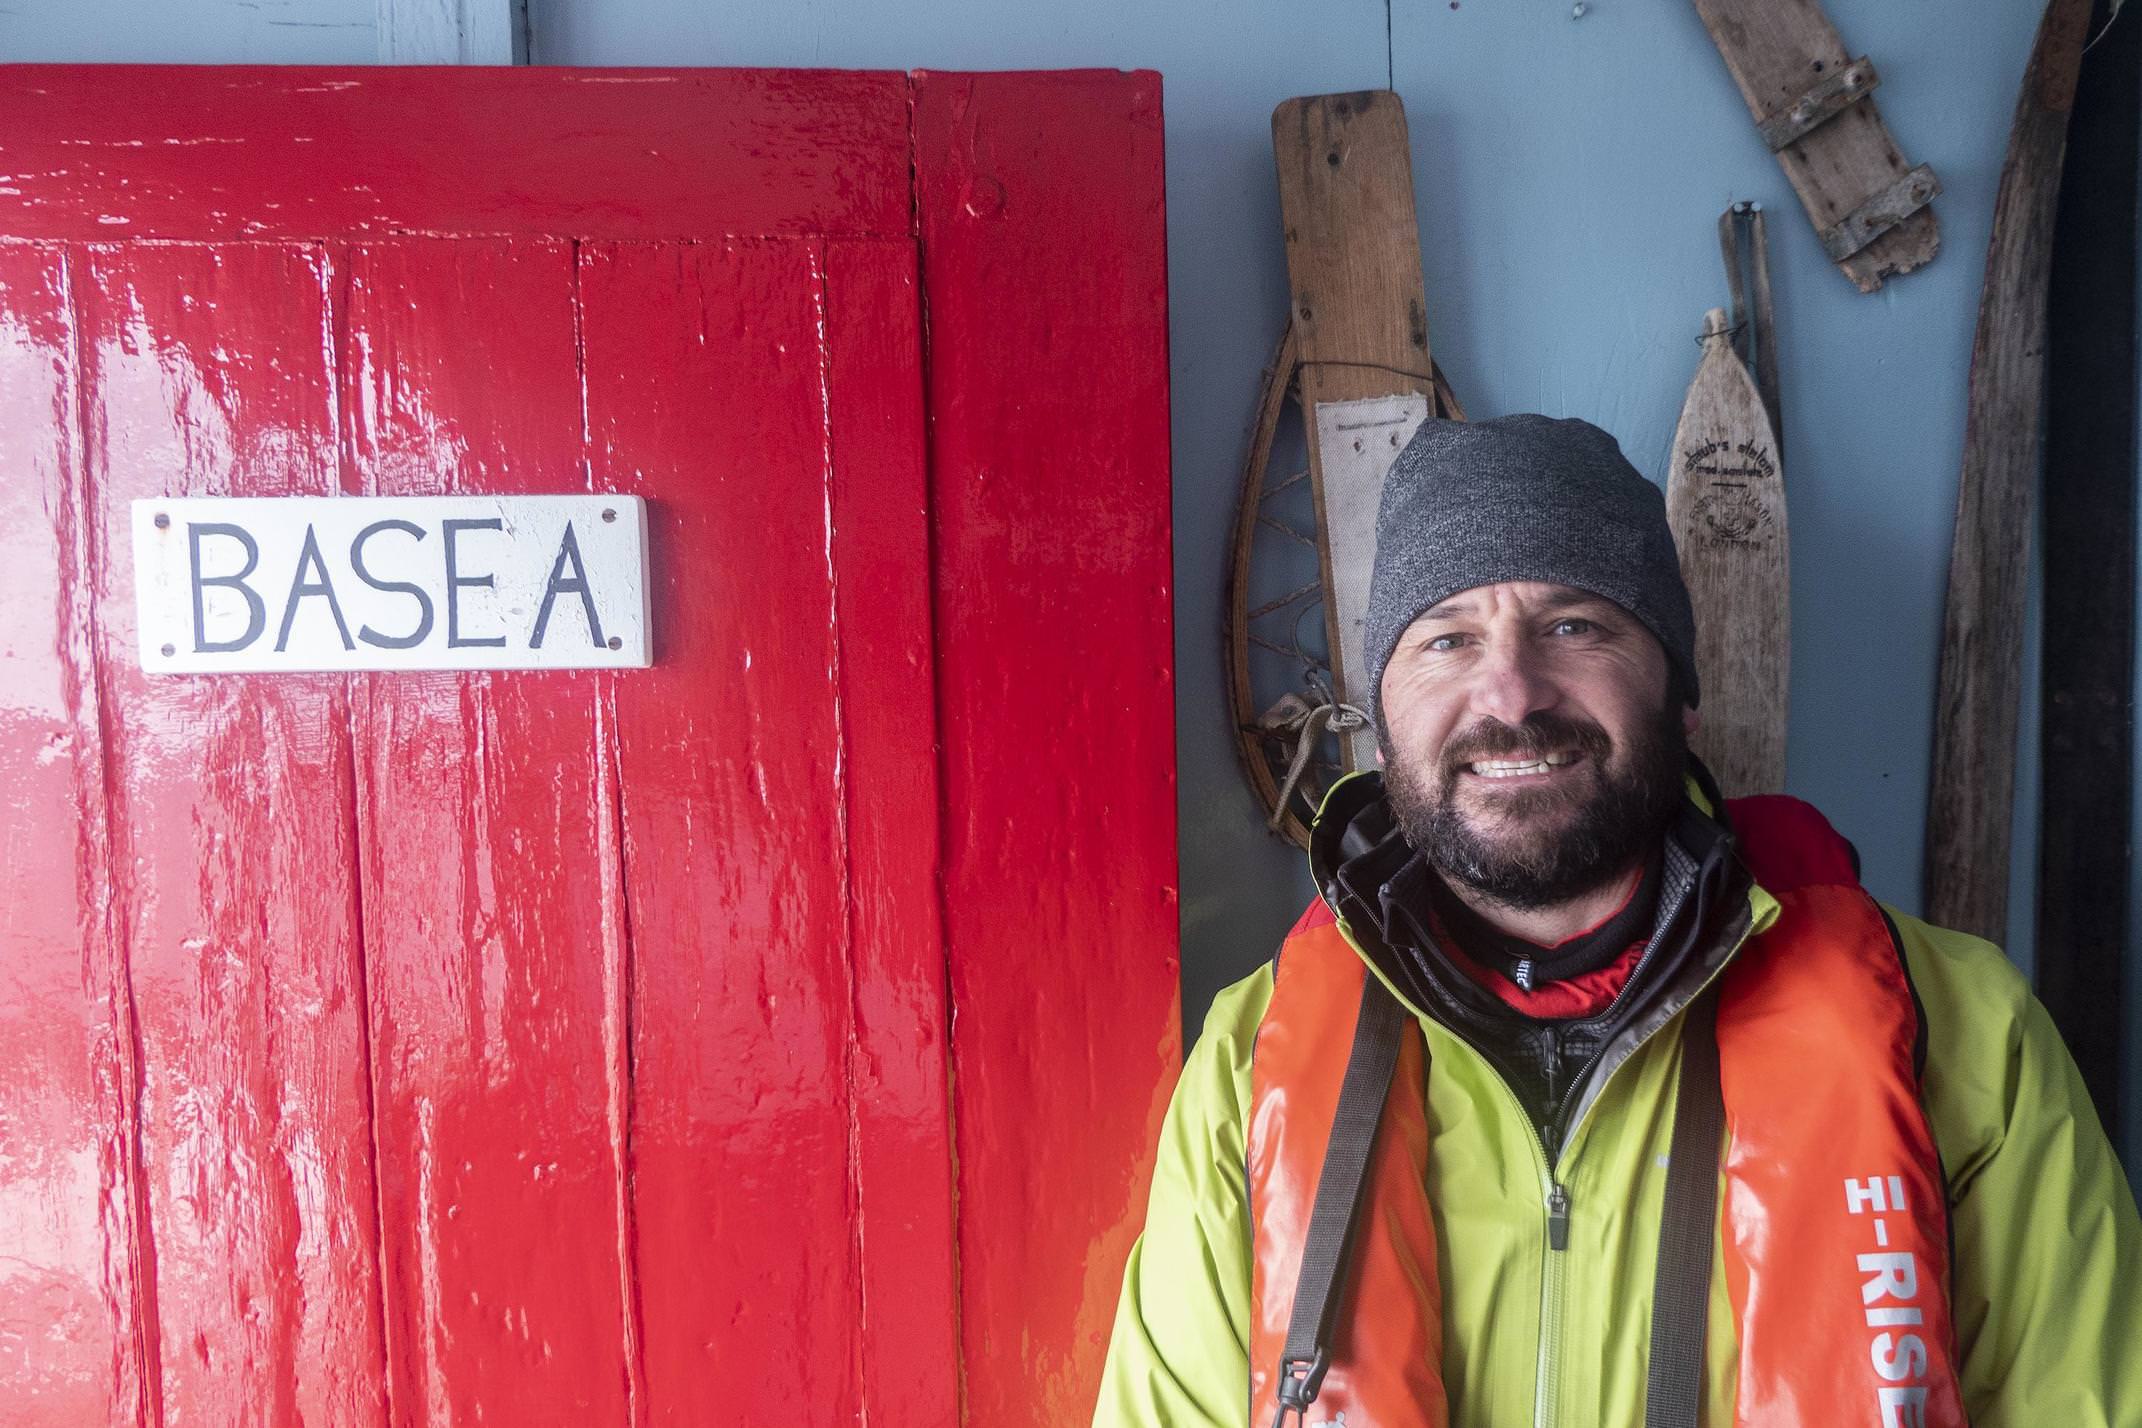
{"left": 1309, "top": 771, "right": 1755, "bottom": 1160}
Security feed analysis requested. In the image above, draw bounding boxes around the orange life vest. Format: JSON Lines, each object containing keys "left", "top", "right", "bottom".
{"left": 1247, "top": 796, "right": 1966, "bottom": 1427}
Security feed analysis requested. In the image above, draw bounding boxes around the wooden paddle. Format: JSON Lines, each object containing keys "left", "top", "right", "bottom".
{"left": 1925, "top": 0, "right": 2093, "bottom": 944}
{"left": 1668, "top": 308, "right": 1791, "bottom": 797}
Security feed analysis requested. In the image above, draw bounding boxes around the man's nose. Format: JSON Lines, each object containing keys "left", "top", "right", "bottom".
{"left": 1470, "top": 643, "right": 1559, "bottom": 727}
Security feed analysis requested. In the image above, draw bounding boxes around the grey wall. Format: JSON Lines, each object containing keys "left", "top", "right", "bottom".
{"left": 0, "top": 0, "right": 374, "bottom": 62}
{"left": 4, "top": 0, "right": 2132, "bottom": 1158}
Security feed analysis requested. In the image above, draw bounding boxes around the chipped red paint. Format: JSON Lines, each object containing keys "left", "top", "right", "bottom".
{"left": 0, "top": 66, "right": 1173, "bottom": 1428}
{"left": 914, "top": 71, "right": 1181, "bottom": 1428}
{"left": 0, "top": 241, "right": 146, "bottom": 1428}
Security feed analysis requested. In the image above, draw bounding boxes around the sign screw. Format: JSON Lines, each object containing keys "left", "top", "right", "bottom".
{"left": 601, "top": 508, "right": 616, "bottom": 523}
{"left": 607, "top": 636, "right": 622, "bottom": 651}
{"left": 153, "top": 512, "right": 170, "bottom": 529}
{"left": 160, "top": 643, "right": 175, "bottom": 657}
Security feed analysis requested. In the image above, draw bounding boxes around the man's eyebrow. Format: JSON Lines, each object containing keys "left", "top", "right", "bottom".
{"left": 1540, "top": 589, "right": 1617, "bottom": 614}
{"left": 1416, "top": 599, "right": 1474, "bottom": 620}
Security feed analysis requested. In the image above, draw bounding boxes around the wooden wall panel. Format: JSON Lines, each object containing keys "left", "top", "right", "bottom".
{"left": 821, "top": 236, "right": 962, "bottom": 1425}
{"left": 0, "top": 244, "right": 142, "bottom": 1427}
{"left": 75, "top": 241, "right": 387, "bottom": 1426}
{"left": 579, "top": 238, "right": 864, "bottom": 1426}
{"left": 913, "top": 70, "right": 1182, "bottom": 1427}
{"left": 341, "top": 239, "right": 634, "bottom": 1423}
{"left": 0, "top": 67, "right": 912, "bottom": 243}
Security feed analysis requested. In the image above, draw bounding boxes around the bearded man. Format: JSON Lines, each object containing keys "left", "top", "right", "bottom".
{"left": 1094, "top": 415, "right": 2141, "bottom": 1428}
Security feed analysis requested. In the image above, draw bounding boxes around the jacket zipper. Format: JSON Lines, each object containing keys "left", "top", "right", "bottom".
{"left": 1335, "top": 837, "right": 1760, "bottom": 1428}
{"left": 1338, "top": 976, "right": 1637, "bottom": 1428}
{"left": 1536, "top": 1178, "right": 1570, "bottom": 1428}
{"left": 1534, "top": 961, "right": 1746, "bottom": 1428}
{"left": 1471, "top": 869, "right": 1713, "bottom": 1428}
{"left": 1450, "top": 1058, "right": 1565, "bottom": 1428}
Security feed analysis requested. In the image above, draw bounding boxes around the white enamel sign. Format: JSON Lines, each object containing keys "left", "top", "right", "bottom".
{"left": 132, "top": 495, "right": 651, "bottom": 673}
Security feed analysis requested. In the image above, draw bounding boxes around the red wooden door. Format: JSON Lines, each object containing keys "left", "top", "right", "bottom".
{"left": 0, "top": 67, "right": 1178, "bottom": 1427}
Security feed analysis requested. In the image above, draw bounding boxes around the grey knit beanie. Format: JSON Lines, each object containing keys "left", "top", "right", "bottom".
{"left": 1363, "top": 413, "right": 1698, "bottom": 728}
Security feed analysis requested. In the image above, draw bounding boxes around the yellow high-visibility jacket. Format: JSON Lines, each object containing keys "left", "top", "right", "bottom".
{"left": 1095, "top": 783, "right": 2142, "bottom": 1427}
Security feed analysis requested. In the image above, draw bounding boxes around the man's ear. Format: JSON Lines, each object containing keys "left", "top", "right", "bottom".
{"left": 1682, "top": 703, "right": 1701, "bottom": 738}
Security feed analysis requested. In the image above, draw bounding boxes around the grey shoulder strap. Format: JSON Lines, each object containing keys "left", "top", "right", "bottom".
{"left": 1643, "top": 988, "right": 1724, "bottom": 1428}
{"left": 1268, "top": 972, "right": 1411, "bottom": 1428}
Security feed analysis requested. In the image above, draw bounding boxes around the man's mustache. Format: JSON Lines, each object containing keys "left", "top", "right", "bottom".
{"left": 1439, "top": 711, "right": 1613, "bottom": 778}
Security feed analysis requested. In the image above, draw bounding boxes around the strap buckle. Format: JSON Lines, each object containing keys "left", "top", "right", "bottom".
{"left": 1268, "top": 1349, "right": 1332, "bottom": 1427}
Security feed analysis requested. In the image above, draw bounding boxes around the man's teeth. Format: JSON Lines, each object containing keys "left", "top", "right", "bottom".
{"left": 1469, "top": 753, "right": 1576, "bottom": 778}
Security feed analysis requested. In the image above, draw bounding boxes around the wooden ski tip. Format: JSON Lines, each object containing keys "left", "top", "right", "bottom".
{"left": 1270, "top": 89, "right": 1405, "bottom": 132}
{"left": 1700, "top": 307, "right": 1731, "bottom": 341}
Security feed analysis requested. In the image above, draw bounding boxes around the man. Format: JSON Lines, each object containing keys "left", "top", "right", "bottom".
{"left": 1095, "top": 415, "right": 2140, "bottom": 1427}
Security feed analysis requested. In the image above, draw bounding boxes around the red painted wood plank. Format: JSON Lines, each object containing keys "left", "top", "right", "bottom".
{"left": 0, "top": 244, "right": 146, "bottom": 1427}
{"left": 821, "top": 236, "right": 961, "bottom": 1425}
{"left": 341, "top": 239, "right": 634, "bottom": 1422}
{"left": 912, "top": 70, "right": 1181, "bottom": 1427}
{"left": 0, "top": 67, "right": 912, "bottom": 243}
{"left": 579, "top": 238, "right": 863, "bottom": 1425}
{"left": 74, "top": 241, "right": 388, "bottom": 1426}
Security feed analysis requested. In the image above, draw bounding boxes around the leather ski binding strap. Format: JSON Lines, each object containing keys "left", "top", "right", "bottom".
{"left": 1757, "top": 56, "right": 1879, "bottom": 151}
{"left": 1821, "top": 163, "right": 1942, "bottom": 262}
{"left": 1269, "top": 972, "right": 1411, "bottom": 1428}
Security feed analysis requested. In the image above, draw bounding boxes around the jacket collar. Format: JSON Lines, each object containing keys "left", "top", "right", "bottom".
{"left": 1306, "top": 768, "right": 1771, "bottom": 1148}
{"left": 1307, "top": 766, "right": 1740, "bottom": 923}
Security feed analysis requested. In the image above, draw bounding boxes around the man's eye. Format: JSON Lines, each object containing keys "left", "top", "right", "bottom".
{"left": 1550, "top": 618, "right": 1595, "bottom": 636}
{"left": 1425, "top": 634, "right": 1466, "bottom": 652}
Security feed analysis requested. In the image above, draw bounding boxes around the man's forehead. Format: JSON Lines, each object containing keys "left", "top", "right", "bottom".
{"left": 1411, "top": 582, "right": 1619, "bottom": 621}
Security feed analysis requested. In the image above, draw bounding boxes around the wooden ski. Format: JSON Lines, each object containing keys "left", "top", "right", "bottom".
{"left": 2036, "top": 0, "right": 2140, "bottom": 1139}
{"left": 1271, "top": 90, "right": 1447, "bottom": 771}
{"left": 1668, "top": 308, "right": 1790, "bottom": 797}
{"left": 1924, "top": 0, "right": 2094, "bottom": 944}
{"left": 1690, "top": 0, "right": 1941, "bottom": 292}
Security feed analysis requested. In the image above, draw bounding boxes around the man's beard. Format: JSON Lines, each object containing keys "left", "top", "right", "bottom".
{"left": 1383, "top": 702, "right": 1688, "bottom": 912}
